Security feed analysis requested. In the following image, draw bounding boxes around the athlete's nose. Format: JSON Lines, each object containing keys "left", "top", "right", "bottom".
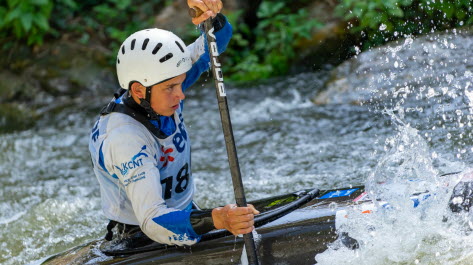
{"left": 176, "top": 86, "right": 185, "bottom": 100}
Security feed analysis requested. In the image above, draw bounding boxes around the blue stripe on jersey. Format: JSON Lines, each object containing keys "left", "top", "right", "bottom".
{"left": 99, "top": 142, "right": 119, "bottom": 179}
{"left": 152, "top": 204, "right": 201, "bottom": 242}
{"left": 98, "top": 142, "right": 107, "bottom": 173}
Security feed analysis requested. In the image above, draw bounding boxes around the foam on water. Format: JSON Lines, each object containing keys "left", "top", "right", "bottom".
{"left": 315, "top": 28, "right": 473, "bottom": 265}
{"left": 316, "top": 119, "right": 473, "bottom": 264}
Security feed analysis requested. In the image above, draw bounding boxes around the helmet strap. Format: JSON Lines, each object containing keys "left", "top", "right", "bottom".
{"left": 139, "top": 86, "right": 161, "bottom": 120}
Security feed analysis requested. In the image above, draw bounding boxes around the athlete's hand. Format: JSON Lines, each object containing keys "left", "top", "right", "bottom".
{"left": 187, "top": 0, "right": 223, "bottom": 25}
{"left": 212, "top": 204, "right": 260, "bottom": 236}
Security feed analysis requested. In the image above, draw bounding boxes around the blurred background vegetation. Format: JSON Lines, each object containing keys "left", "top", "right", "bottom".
{"left": 0, "top": 0, "right": 471, "bottom": 132}
{"left": 0, "top": 0, "right": 472, "bottom": 81}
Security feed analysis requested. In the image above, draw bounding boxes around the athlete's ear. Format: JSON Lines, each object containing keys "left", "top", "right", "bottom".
{"left": 130, "top": 82, "right": 146, "bottom": 99}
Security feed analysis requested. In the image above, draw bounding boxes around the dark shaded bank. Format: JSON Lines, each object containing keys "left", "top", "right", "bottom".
{"left": 0, "top": 40, "right": 116, "bottom": 133}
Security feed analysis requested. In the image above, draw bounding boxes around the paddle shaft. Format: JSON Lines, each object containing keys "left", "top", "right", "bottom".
{"left": 198, "top": 12, "right": 260, "bottom": 265}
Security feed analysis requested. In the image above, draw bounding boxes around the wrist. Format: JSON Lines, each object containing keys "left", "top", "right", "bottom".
{"left": 212, "top": 207, "right": 225, "bottom": 230}
{"left": 190, "top": 209, "right": 215, "bottom": 235}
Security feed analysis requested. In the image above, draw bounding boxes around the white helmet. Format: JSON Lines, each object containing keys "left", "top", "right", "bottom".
{"left": 116, "top": 28, "right": 192, "bottom": 89}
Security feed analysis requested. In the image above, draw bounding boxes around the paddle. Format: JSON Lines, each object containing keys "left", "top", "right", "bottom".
{"left": 189, "top": 7, "right": 260, "bottom": 265}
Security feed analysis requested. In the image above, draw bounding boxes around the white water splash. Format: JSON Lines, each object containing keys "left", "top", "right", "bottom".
{"left": 315, "top": 118, "right": 473, "bottom": 265}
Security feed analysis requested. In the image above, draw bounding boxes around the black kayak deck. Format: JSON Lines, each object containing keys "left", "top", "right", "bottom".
{"left": 100, "top": 188, "right": 320, "bottom": 256}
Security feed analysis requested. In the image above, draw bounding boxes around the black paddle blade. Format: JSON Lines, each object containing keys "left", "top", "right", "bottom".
{"left": 449, "top": 181, "right": 473, "bottom": 213}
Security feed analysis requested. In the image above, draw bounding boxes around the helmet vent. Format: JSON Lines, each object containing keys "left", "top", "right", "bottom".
{"left": 175, "top": 41, "right": 185, "bottom": 53}
{"left": 117, "top": 58, "right": 120, "bottom": 64}
{"left": 142, "top": 38, "right": 149, "bottom": 50}
{"left": 121, "top": 46, "right": 125, "bottom": 54}
{"left": 152, "top": 43, "right": 163, "bottom": 55}
{"left": 159, "top": 53, "right": 173, "bottom": 63}
{"left": 131, "top": 39, "right": 136, "bottom": 50}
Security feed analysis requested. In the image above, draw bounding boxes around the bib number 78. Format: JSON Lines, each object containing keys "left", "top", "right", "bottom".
{"left": 160, "top": 163, "right": 189, "bottom": 200}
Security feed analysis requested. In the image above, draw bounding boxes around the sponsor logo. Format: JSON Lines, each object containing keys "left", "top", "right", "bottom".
{"left": 208, "top": 27, "right": 226, "bottom": 97}
{"left": 176, "top": 57, "right": 190, "bottom": 68}
{"left": 173, "top": 122, "right": 188, "bottom": 153}
{"left": 114, "top": 145, "right": 148, "bottom": 176}
{"left": 123, "top": 172, "right": 146, "bottom": 186}
{"left": 160, "top": 146, "right": 175, "bottom": 167}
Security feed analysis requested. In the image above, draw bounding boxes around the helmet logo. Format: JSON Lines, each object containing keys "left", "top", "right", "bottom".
{"left": 176, "top": 57, "right": 190, "bottom": 68}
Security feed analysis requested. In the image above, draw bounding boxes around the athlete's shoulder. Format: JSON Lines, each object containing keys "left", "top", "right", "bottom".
{"left": 101, "top": 113, "right": 155, "bottom": 147}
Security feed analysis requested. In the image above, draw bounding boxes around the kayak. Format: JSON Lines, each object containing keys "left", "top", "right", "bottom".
{"left": 40, "top": 186, "right": 373, "bottom": 265}
{"left": 41, "top": 171, "right": 471, "bottom": 265}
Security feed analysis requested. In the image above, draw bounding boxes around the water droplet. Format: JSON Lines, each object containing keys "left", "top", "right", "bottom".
{"left": 445, "top": 74, "right": 454, "bottom": 84}
{"left": 379, "top": 24, "right": 387, "bottom": 31}
{"left": 404, "top": 37, "right": 413, "bottom": 46}
{"left": 354, "top": 46, "right": 361, "bottom": 55}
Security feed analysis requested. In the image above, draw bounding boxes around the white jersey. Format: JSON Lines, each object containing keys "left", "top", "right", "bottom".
{"left": 89, "top": 14, "right": 233, "bottom": 246}
{"left": 89, "top": 105, "right": 196, "bottom": 245}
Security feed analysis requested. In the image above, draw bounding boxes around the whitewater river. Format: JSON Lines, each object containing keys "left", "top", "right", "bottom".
{"left": 2, "top": 28, "right": 473, "bottom": 264}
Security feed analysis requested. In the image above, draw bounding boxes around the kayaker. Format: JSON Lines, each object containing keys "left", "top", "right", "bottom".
{"left": 88, "top": 0, "right": 259, "bottom": 247}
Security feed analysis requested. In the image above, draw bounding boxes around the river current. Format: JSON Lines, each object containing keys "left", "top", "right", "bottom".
{"left": 1, "top": 28, "right": 473, "bottom": 264}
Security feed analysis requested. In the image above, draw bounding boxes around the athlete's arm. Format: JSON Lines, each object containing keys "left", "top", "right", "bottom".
{"left": 182, "top": 13, "right": 232, "bottom": 91}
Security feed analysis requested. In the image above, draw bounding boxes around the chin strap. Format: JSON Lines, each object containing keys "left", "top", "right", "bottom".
{"left": 138, "top": 86, "right": 161, "bottom": 121}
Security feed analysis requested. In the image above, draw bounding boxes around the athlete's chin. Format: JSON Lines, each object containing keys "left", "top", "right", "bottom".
{"left": 154, "top": 109, "right": 175, "bottom": 117}
{"left": 162, "top": 111, "right": 175, "bottom": 117}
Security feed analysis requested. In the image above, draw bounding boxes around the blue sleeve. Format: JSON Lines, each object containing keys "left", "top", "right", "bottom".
{"left": 152, "top": 207, "right": 202, "bottom": 243}
{"left": 182, "top": 15, "right": 233, "bottom": 92}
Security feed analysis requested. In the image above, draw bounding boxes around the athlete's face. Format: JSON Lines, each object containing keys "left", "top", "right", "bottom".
{"left": 131, "top": 73, "right": 186, "bottom": 117}
{"left": 150, "top": 73, "right": 186, "bottom": 116}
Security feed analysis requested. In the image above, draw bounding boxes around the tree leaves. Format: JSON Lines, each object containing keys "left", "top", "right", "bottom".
{"left": 224, "top": 1, "right": 322, "bottom": 81}
{"left": 337, "top": 0, "right": 473, "bottom": 50}
{"left": 1, "top": 0, "right": 53, "bottom": 45}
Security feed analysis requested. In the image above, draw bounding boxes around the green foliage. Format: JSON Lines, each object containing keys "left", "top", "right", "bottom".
{"left": 52, "top": 0, "right": 163, "bottom": 50}
{"left": 0, "top": 0, "right": 320, "bottom": 82}
{"left": 224, "top": 1, "right": 322, "bottom": 82}
{"left": 2, "top": 0, "right": 473, "bottom": 82}
{"left": 336, "top": 0, "right": 473, "bottom": 49}
{"left": 422, "top": 0, "right": 473, "bottom": 23}
{"left": 0, "top": 0, "right": 53, "bottom": 45}
{"left": 1, "top": 0, "right": 164, "bottom": 48}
